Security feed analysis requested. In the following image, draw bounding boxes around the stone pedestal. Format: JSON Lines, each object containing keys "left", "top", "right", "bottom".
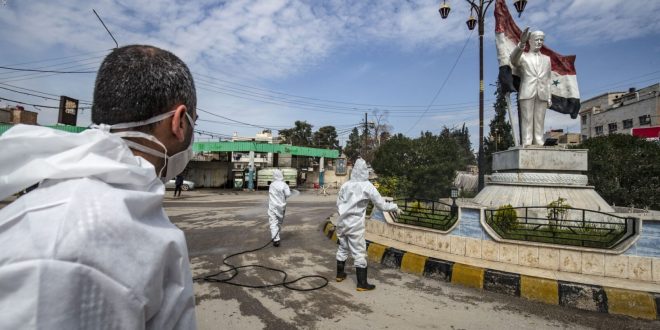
{"left": 473, "top": 147, "right": 614, "bottom": 212}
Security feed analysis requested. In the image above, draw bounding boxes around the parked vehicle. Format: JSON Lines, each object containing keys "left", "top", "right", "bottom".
{"left": 164, "top": 179, "right": 195, "bottom": 191}
{"left": 257, "top": 167, "right": 297, "bottom": 188}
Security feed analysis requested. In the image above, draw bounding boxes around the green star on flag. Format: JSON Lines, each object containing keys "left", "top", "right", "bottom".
{"left": 552, "top": 80, "right": 560, "bottom": 86}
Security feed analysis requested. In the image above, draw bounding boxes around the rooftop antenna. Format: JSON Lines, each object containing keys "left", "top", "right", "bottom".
{"left": 92, "top": 9, "right": 118, "bottom": 49}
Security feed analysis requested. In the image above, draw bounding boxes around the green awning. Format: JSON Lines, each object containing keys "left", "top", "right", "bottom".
{"left": 193, "top": 141, "right": 339, "bottom": 158}
{"left": 0, "top": 123, "right": 86, "bottom": 135}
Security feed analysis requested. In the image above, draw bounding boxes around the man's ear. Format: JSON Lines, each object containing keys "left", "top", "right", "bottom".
{"left": 170, "top": 105, "right": 188, "bottom": 142}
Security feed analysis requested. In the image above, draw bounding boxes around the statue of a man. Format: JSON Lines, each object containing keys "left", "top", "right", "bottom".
{"left": 510, "top": 28, "right": 552, "bottom": 146}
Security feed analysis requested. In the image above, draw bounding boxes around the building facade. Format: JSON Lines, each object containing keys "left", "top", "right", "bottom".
{"left": 543, "top": 129, "right": 582, "bottom": 146}
{"left": 0, "top": 106, "right": 38, "bottom": 125}
{"left": 231, "top": 130, "right": 276, "bottom": 170}
{"left": 579, "top": 83, "right": 659, "bottom": 140}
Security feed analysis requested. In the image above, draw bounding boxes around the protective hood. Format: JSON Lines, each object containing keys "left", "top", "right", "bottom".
{"left": 350, "top": 158, "right": 369, "bottom": 182}
{"left": 0, "top": 124, "right": 161, "bottom": 200}
{"left": 272, "top": 169, "right": 284, "bottom": 181}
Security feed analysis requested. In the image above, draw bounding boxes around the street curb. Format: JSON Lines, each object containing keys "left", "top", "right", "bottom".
{"left": 321, "top": 220, "right": 659, "bottom": 320}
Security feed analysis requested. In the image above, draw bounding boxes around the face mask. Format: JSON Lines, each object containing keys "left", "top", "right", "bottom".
{"left": 92, "top": 110, "right": 195, "bottom": 183}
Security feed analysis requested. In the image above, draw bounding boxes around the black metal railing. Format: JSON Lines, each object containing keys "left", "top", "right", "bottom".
{"left": 387, "top": 198, "right": 458, "bottom": 231}
{"left": 484, "top": 206, "right": 637, "bottom": 249}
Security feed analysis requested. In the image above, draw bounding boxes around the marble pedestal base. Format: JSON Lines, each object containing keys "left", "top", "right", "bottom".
{"left": 473, "top": 147, "right": 614, "bottom": 212}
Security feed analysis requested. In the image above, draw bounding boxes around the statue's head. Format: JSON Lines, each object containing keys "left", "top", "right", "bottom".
{"left": 529, "top": 30, "right": 545, "bottom": 52}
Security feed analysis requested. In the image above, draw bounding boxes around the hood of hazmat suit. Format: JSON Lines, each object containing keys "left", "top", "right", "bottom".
{"left": 273, "top": 168, "right": 284, "bottom": 181}
{"left": 0, "top": 125, "right": 196, "bottom": 329}
{"left": 268, "top": 169, "right": 291, "bottom": 219}
{"left": 335, "top": 158, "right": 398, "bottom": 236}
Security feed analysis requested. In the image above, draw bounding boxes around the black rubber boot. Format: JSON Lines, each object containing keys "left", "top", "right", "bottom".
{"left": 336, "top": 260, "right": 347, "bottom": 282}
{"left": 273, "top": 240, "right": 280, "bottom": 247}
{"left": 356, "top": 267, "right": 375, "bottom": 291}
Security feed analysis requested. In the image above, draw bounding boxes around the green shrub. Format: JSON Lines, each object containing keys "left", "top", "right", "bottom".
{"left": 494, "top": 204, "right": 518, "bottom": 230}
{"left": 410, "top": 200, "right": 423, "bottom": 213}
{"left": 375, "top": 176, "right": 412, "bottom": 198}
{"left": 546, "top": 197, "right": 572, "bottom": 231}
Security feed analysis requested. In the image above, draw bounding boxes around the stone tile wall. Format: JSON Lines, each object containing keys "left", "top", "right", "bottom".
{"left": 366, "top": 209, "right": 660, "bottom": 283}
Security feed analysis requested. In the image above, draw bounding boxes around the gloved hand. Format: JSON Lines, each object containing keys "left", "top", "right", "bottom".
{"left": 394, "top": 207, "right": 403, "bottom": 216}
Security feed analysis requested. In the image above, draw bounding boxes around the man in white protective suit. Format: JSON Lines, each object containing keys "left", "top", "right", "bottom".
{"left": 335, "top": 158, "right": 399, "bottom": 291}
{"left": 0, "top": 45, "right": 197, "bottom": 329}
{"left": 268, "top": 169, "right": 291, "bottom": 247}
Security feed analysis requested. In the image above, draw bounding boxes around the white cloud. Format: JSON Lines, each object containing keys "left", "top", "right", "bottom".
{"left": 522, "top": 0, "right": 660, "bottom": 44}
{"left": 2, "top": 0, "right": 657, "bottom": 81}
{"left": 1, "top": 0, "right": 658, "bottom": 142}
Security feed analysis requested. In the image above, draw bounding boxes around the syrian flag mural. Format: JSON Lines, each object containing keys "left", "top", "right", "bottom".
{"left": 494, "top": 0, "right": 580, "bottom": 118}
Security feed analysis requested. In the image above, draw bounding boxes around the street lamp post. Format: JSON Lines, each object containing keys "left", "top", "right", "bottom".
{"left": 450, "top": 185, "right": 459, "bottom": 217}
{"left": 438, "top": 0, "right": 526, "bottom": 191}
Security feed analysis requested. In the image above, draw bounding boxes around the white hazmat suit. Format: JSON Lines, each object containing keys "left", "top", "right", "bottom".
{"left": 335, "top": 159, "right": 398, "bottom": 268}
{"left": 0, "top": 125, "right": 196, "bottom": 329}
{"left": 268, "top": 169, "right": 291, "bottom": 242}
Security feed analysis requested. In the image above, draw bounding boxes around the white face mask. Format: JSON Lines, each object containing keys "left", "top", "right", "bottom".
{"left": 93, "top": 110, "right": 195, "bottom": 183}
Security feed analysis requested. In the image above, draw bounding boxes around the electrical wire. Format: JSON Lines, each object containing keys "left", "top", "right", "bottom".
{"left": 0, "top": 96, "right": 91, "bottom": 110}
{"left": 197, "top": 107, "right": 281, "bottom": 131}
{"left": 197, "top": 79, "right": 490, "bottom": 115}
{"left": 0, "top": 83, "right": 93, "bottom": 104}
{"left": 336, "top": 126, "right": 362, "bottom": 135}
{"left": 197, "top": 118, "right": 289, "bottom": 129}
{"left": 0, "top": 66, "right": 96, "bottom": 74}
{"left": 405, "top": 30, "right": 474, "bottom": 134}
{"left": 0, "top": 55, "right": 105, "bottom": 77}
{"left": 194, "top": 128, "right": 233, "bottom": 139}
{"left": 1, "top": 49, "right": 110, "bottom": 67}
{"left": 0, "top": 69, "right": 98, "bottom": 84}
{"left": 581, "top": 70, "right": 660, "bottom": 97}
{"left": 0, "top": 86, "right": 64, "bottom": 102}
{"left": 0, "top": 83, "right": 361, "bottom": 134}
{"left": 0, "top": 59, "right": 102, "bottom": 83}
{"left": 194, "top": 70, "right": 484, "bottom": 110}
{"left": 193, "top": 226, "right": 328, "bottom": 291}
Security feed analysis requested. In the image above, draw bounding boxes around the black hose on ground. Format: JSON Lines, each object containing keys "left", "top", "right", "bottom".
{"left": 193, "top": 226, "right": 329, "bottom": 291}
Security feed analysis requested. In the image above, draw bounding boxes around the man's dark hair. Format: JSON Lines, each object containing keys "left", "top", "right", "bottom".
{"left": 92, "top": 45, "right": 196, "bottom": 128}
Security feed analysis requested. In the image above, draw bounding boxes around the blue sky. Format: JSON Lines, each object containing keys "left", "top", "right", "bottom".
{"left": 1, "top": 0, "right": 659, "bottom": 149}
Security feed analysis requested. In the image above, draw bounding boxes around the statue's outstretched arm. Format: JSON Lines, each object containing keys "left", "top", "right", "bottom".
{"left": 510, "top": 27, "right": 530, "bottom": 66}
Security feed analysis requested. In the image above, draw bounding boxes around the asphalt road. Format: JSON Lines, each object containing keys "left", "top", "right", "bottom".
{"left": 165, "top": 189, "right": 660, "bottom": 330}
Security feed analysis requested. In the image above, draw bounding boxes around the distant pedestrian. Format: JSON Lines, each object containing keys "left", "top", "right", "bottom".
{"left": 174, "top": 174, "right": 184, "bottom": 197}
{"left": 268, "top": 169, "right": 291, "bottom": 247}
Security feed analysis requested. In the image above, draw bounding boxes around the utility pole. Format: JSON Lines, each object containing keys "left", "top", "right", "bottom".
{"left": 437, "top": 0, "right": 527, "bottom": 192}
{"left": 363, "top": 112, "right": 368, "bottom": 159}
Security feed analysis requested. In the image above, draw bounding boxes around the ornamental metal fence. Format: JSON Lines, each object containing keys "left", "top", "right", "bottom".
{"left": 387, "top": 198, "right": 458, "bottom": 231}
{"left": 484, "top": 206, "right": 637, "bottom": 249}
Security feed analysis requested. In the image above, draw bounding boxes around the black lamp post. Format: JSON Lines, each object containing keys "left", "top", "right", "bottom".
{"left": 439, "top": 0, "right": 451, "bottom": 19}
{"left": 438, "top": 0, "right": 525, "bottom": 192}
{"left": 513, "top": 0, "right": 527, "bottom": 17}
{"left": 450, "top": 185, "right": 459, "bottom": 217}
{"left": 466, "top": 9, "right": 477, "bottom": 30}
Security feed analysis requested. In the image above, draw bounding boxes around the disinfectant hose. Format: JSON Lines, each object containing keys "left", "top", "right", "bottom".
{"left": 193, "top": 225, "right": 329, "bottom": 291}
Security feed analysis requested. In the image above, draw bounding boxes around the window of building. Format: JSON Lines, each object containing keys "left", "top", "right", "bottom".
{"left": 608, "top": 123, "right": 618, "bottom": 133}
{"left": 639, "top": 115, "right": 651, "bottom": 125}
{"left": 623, "top": 119, "right": 633, "bottom": 129}
{"left": 595, "top": 126, "right": 603, "bottom": 136}
{"left": 581, "top": 115, "right": 587, "bottom": 125}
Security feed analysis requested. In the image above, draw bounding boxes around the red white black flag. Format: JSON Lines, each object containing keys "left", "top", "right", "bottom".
{"left": 494, "top": 0, "right": 581, "bottom": 118}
